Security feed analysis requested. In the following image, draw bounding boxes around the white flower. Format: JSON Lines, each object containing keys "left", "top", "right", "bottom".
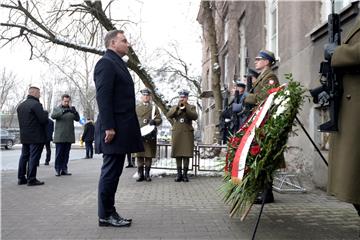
{"left": 274, "top": 95, "right": 285, "bottom": 105}
{"left": 284, "top": 90, "right": 290, "bottom": 96}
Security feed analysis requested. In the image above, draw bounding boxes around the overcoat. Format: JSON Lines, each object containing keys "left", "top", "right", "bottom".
{"left": 17, "top": 95, "right": 48, "bottom": 144}
{"left": 244, "top": 68, "right": 285, "bottom": 168}
{"left": 135, "top": 103, "right": 162, "bottom": 158}
{"left": 82, "top": 121, "right": 95, "bottom": 142}
{"left": 51, "top": 106, "right": 80, "bottom": 143}
{"left": 94, "top": 49, "right": 144, "bottom": 155}
{"left": 244, "top": 68, "right": 279, "bottom": 105}
{"left": 328, "top": 20, "right": 360, "bottom": 204}
{"left": 166, "top": 103, "right": 198, "bottom": 157}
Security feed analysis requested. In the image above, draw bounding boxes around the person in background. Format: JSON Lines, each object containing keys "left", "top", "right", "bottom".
{"left": 44, "top": 118, "right": 54, "bottom": 165}
{"left": 135, "top": 88, "right": 162, "bottom": 182}
{"left": 51, "top": 94, "right": 80, "bottom": 176}
{"left": 125, "top": 153, "right": 135, "bottom": 168}
{"left": 17, "top": 86, "right": 48, "bottom": 186}
{"left": 94, "top": 29, "right": 144, "bottom": 227}
{"left": 81, "top": 118, "right": 95, "bottom": 159}
{"left": 166, "top": 89, "right": 198, "bottom": 182}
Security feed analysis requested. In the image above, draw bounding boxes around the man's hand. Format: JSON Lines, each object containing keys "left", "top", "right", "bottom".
{"left": 104, "top": 129, "right": 116, "bottom": 143}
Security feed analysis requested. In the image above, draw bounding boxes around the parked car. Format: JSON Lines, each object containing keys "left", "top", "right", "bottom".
{"left": 0, "top": 129, "right": 16, "bottom": 150}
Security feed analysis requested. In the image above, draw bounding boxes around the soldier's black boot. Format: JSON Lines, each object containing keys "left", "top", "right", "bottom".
{"left": 183, "top": 167, "right": 189, "bottom": 182}
{"left": 145, "top": 166, "right": 152, "bottom": 182}
{"left": 175, "top": 168, "right": 183, "bottom": 182}
{"left": 136, "top": 166, "right": 145, "bottom": 182}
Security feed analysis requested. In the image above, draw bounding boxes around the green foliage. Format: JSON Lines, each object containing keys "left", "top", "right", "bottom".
{"left": 220, "top": 74, "right": 305, "bottom": 219}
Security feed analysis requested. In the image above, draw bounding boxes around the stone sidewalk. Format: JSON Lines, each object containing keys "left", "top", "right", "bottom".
{"left": 1, "top": 156, "right": 359, "bottom": 240}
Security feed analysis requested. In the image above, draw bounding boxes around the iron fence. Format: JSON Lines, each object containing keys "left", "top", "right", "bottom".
{"left": 152, "top": 142, "right": 227, "bottom": 176}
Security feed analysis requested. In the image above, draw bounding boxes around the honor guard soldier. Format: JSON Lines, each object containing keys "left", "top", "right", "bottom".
{"left": 326, "top": 20, "right": 360, "bottom": 217}
{"left": 244, "top": 50, "right": 280, "bottom": 204}
{"left": 244, "top": 50, "right": 279, "bottom": 106}
{"left": 135, "top": 88, "right": 162, "bottom": 182}
{"left": 166, "top": 89, "right": 198, "bottom": 182}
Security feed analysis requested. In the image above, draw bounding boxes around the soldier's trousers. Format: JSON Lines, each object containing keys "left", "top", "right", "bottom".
{"left": 137, "top": 157, "right": 152, "bottom": 167}
{"left": 176, "top": 157, "right": 189, "bottom": 169}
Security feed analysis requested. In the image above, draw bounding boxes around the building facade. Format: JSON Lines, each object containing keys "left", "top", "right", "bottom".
{"left": 197, "top": 0, "right": 360, "bottom": 188}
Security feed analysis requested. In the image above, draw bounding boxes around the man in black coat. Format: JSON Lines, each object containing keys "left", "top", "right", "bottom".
{"left": 17, "top": 86, "right": 48, "bottom": 186}
{"left": 81, "top": 118, "right": 95, "bottom": 159}
{"left": 94, "top": 29, "right": 144, "bottom": 227}
{"left": 44, "top": 118, "right": 54, "bottom": 165}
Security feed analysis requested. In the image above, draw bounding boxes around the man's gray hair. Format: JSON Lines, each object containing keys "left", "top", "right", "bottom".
{"left": 104, "top": 30, "right": 124, "bottom": 48}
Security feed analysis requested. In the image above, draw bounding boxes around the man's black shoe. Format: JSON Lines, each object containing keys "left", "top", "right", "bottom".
{"left": 27, "top": 179, "right": 44, "bottom": 186}
{"left": 113, "top": 212, "right": 132, "bottom": 222}
{"left": 55, "top": 171, "right": 61, "bottom": 176}
{"left": 18, "top": 179, "right": 27, "bottom": 185}
{"left": 61, "top": 170, "right": 72, "bottom": 176}
{"left": 125, "top": 164, "right": 134, "bottom": 168}
{"left": 99, "top": 214, "right": 131, "bottom": 227}
{"left": 44, "top": 162, "right": 49, "bottom": 165}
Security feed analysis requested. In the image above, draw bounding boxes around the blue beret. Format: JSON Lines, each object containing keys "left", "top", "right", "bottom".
{"left": 256, "top": 50, "right": 276, "bottom": 64}
{"left": 140, "top": 88, "right": 151, "bottom": 95}
{"left": 178, "top": 89, "right": 189, "bottom": 97}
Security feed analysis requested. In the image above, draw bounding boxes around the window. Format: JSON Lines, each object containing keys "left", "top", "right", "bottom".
{"left": 224, "top": 15, "right": 229, "bottom": 43}
{"left": 238, "top": 18, "right": 246, "bottom": 81}
{"left": 266, "top": 0, "right": 278, "bottom": 59}
{"left": 321, "top": 0, "right": 354, "bottom": 22}
{"left": 223, "top": 52, "right": 229, "bottom": 87}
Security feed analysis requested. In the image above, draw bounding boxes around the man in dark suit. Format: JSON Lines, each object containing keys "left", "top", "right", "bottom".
{"left": 17, "top": 86, "right": 48, "bottom": 186}
{"left": 94, "top": 29, "right": 144, "bottom": 227}
{"left": 81, "top": 118, "right": 95, "bottom": 159}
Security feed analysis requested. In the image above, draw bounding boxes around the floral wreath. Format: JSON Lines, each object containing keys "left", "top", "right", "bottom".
{"left": 220, "top": 73, "right": 305, "bottom": 220}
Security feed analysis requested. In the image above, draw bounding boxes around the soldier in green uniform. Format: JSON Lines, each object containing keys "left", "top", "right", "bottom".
{"left": 245, "top": 50, "right": 280, "bottom": 204}
{"left": 166, "top": 90, "right": 198, "bottom": 182}
{"left": 135, "top": 88, "right": 162, "bottom": 182}
{"left": 325, "top": 20, "right": 360, "bottom": 216}
{"left": 244, "top": 50, "right": 280, "bottom": 106}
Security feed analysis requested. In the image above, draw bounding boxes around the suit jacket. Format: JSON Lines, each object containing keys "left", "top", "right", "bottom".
{"left": 328, "top": 20, "right": 360, "bottom": 204}
{"left": 94, "top": 49, "right": 144, "bottom": 154}
{"left": 46, "top": 118, "right": 54, "bottom": 142}
{"left": 17, "top": 95, "right": 48, "bottom": 144}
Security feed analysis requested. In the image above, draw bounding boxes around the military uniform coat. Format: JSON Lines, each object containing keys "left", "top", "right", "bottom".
{"left": 244, "top": 68, "right": 285, "bottom": 168}
{"left": 328, "top": 20, "right": 360, "bottom": 204}
{"left": 51, "top": 106, "right": 80, "bottom": 143}
{"left": 244, "top": 68, "right": 279, "bottom": 105}
{"left": 94, "top": 49, "right": 144, "bottom": 155}
{"left": 166, "top": 103, "right": 198, "bottom": 157}
{"left": 135, "top": 103, "right": 162, "bottom": 158}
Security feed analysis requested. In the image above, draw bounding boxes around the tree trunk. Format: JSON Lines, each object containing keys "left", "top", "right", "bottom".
{"left": 201, "top": 1, "right": 223, "bottom": 142}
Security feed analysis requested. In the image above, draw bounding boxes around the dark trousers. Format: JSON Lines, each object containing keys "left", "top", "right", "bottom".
{"left": 18, "top": 144, "right": 44, "bottom": 182}
{"left": 55, "top": 143, "right": 71, "bottom": 172}
{"left": 137, "top": 157, "right": 152, "bottom": 167}
{"left": 98, "top": 154, "right": 125, "bottom": 219}
{"left": 176, "top": 157, "right": 190, "bottom": 168}
{"left": 45, "top": 141, "right": 51, "bottom": 163}
{"left": 85, "top": 141, "right": 93, "bottom": 158}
